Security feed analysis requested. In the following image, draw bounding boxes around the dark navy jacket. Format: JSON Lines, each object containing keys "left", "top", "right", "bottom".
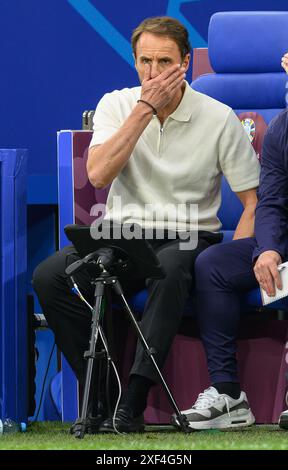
{"left": 253, "top": 108, "right": 288, "bottom": 260}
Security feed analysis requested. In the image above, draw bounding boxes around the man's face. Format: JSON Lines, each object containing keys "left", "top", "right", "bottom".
{"left": 134, "top": 32, "right": 190, "bottom": 82}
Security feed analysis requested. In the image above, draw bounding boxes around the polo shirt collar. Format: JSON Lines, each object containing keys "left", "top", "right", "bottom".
{"left": 168, "top": 81, "right": 194, "bottom": 122}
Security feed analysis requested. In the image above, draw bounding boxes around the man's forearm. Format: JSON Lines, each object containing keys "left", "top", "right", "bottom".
{"left": 87, "top": 102, "right": 153, "bottom": 188}
{"left": 233, "top": 206, "right": 255, "bottom": 240}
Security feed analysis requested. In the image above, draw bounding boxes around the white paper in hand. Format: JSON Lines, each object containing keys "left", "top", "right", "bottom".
{"left": 260, "top": 261, "right": 288, "bottom": 306}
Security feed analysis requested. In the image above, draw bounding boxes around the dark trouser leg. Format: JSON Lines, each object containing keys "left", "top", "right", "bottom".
{"left": 32, "top": 245, "right": 144, "bottom": 403}
{"left": 130, "top": 234, "right": 221, "bottom": 383}
{"left": 194, "top": 237, "right": 259, "bottom": 384}
{"left": 32, "top": 246, "right": 95, "bottom": 384}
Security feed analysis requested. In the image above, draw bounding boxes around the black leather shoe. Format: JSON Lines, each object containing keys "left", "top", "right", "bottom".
{"left": 279, "top": 409, "right": 288, "bottom": 430}
{"left": 70, "top": 402, "right": 106, "bottom": 435}
{"left": 98, "top": 405, "right": 145, "bottom": 433}
{"left": 70, "top": 415, "right": 102, "bottom": 436}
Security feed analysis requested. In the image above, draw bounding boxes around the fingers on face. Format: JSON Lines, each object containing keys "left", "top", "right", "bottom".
{"left": 167, "top": 72, "right": 186, "bottom": 92}
{"left": 157, "top": 64, "right": 186, "bottom": 85}
{"left": 159, "top": 63, "right": 181, "bottom": 80}
{"left": 143, "top": 64, "right": 151, "bottom": 81}
{"left": 163, "top": 69, "right": 186, "bottom": 93}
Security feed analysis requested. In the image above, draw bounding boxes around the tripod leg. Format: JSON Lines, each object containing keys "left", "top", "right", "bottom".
{"left": 74, "top": 282, "right": 105, "bottom": 439}
{"left": 113, "top": 280, "right": 192, "bottom": 433}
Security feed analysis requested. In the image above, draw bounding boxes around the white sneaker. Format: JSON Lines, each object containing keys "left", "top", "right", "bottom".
{"left": 278, "top": 409, "right": 288, "bottom": 430}
{"left": 172, "top": 386, "right": 255, "bottom": 430}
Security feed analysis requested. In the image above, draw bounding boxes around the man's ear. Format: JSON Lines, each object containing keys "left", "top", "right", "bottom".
{"left": 182, "top": 53, "right": 191, "bottom": 72}
{"left": 133, "top": 53, "right": 138, "bottom": 71}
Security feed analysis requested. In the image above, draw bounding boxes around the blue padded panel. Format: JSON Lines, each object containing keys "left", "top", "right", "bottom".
{"left": 209, "top": 12, "right": 288, "bottom": 73}
{"left": 130, "top": 281, "right": 288, "bottom": 314}
{"left": 244, "top": 288, "right": 261, "bottom": 306}
{"left": 221, "top": 231, "right": 234, "bottom": 243}
{"left": 192, "top": 73, "right": 287, "bottom": 109}
{"left": 245, "top": 288, "right": 288, "bottom": 310}
{"left": 218, "top": 177, "right": 243, "bottom": 230}
{"left": 129, "top": 290, "right": 147, "bottom": 313}
{"left": 129, "top": 289, "right": 198, "bottom": 317}
{"left": 57, "top": 131, "right": 74, "bottom": 249}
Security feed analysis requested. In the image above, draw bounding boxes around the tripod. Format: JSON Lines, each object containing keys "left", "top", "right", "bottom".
{"left": 64, "top": 224, "right": 191, "bottom": 438}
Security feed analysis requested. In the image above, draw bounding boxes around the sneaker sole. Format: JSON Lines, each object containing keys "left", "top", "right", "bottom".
{"left": 172, "top": 409, "right": 255, "bottom": 431}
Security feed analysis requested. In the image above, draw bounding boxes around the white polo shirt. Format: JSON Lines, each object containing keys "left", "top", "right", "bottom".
{"left": 90, "top": 82, "right": 260, "bottom": 232}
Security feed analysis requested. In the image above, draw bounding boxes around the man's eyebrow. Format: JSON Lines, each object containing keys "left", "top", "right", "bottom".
{"left": 139, "top": 55, "right": 172, "bottom": 60}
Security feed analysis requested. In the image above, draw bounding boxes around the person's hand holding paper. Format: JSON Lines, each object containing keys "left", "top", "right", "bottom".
{"left": 254, "top": 249, "right": 282, "bottom": 294}
{"left": 254, "top": 250, "right": 288, "bottom": 305}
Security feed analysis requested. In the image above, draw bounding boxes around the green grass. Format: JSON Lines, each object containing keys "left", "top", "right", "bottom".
{"left": 0, "top": 422, "right": 287, "bottom": 450}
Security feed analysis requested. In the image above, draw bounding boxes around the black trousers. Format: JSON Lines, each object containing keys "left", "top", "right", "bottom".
{"left": 33, "top": 232, "right": 221, "bottom": 386}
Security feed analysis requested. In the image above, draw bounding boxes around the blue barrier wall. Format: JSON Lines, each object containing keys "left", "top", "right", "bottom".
{"left": 0, "top": 149, "right": 27, "bottom": 423}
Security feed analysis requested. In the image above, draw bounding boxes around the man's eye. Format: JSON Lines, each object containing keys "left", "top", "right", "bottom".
{"left": 160, "top": 59, "right": 171, "bottom": 64}
{"left": 142, "top": 58, "right": 150, "bottom": 64}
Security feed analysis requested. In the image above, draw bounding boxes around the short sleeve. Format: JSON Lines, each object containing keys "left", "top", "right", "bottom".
{"left": 219, "top": 110, "right": 260, "bottom": 192}
{"left": 89, "top": 93, "right": 122, "bottom": 148}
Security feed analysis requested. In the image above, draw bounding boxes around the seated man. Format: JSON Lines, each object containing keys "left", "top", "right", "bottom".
{"left": 278, "top": 52, "right": 288, "bottom": 430}
{"left": 33, "top": 16, "right": 259, "bottom": 433}
{"left": 173, "top": 54, "right": 288, "bottom": 431}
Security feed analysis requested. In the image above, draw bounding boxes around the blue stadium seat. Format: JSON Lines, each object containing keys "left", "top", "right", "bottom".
{"left": 191, "top": 11, "right": 288, "bottom": 310}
